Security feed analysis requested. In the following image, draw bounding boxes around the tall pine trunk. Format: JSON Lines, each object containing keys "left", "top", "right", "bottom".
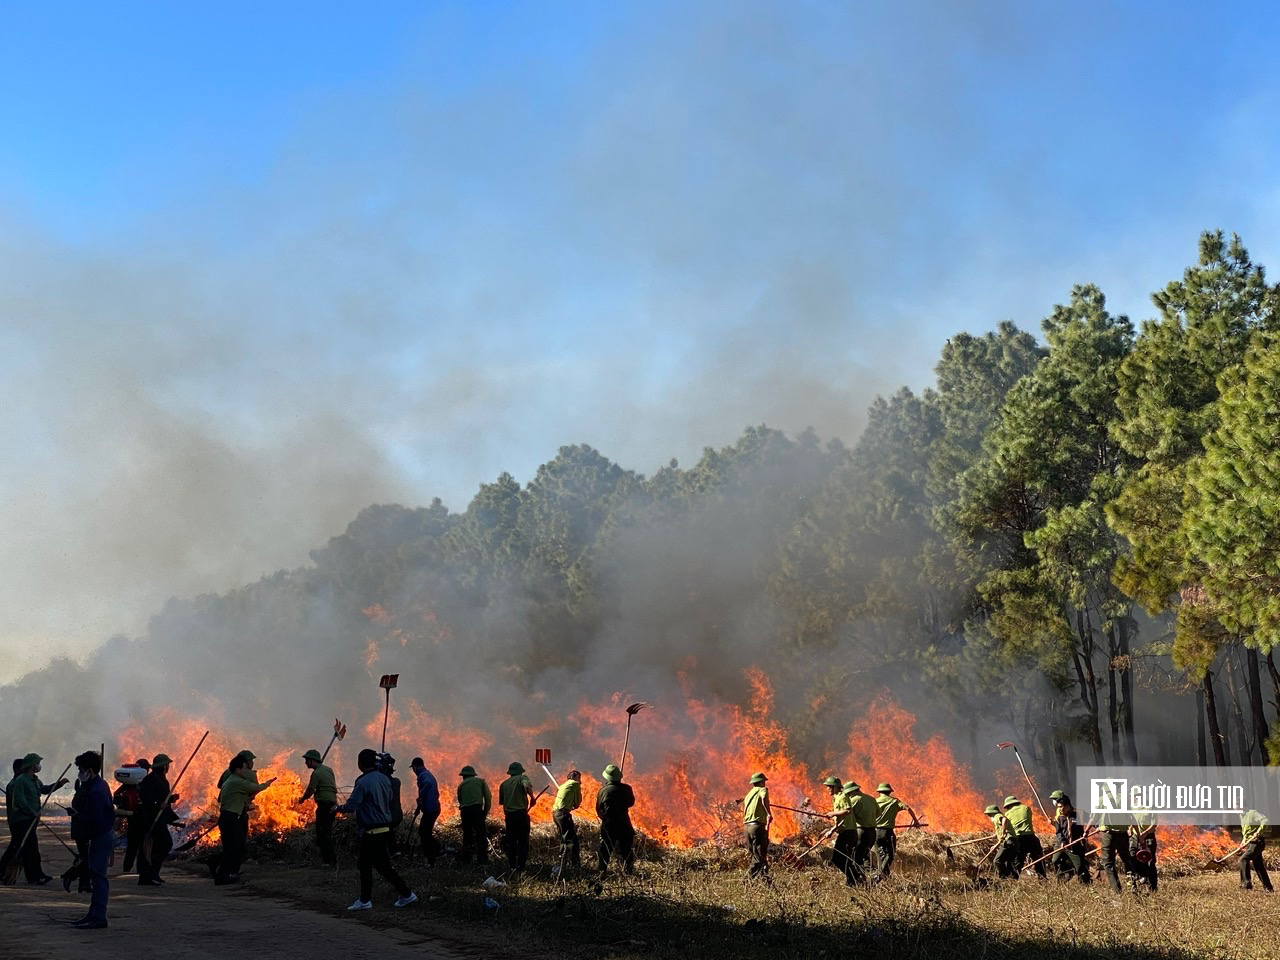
{"left": 1195, "top": 685, "right": 1208, "bottom": 766}
{"left": 1247, "top": 646, "right": 1270, "bottom": 761}
{"left": 1204, "top": 672, "right": 1227, "bottom": 767}
{"left": 1119, "top": 615, "right": 1137, "bottom": 762}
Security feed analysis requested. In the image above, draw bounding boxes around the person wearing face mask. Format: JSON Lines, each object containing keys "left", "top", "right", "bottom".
{"left": 68, "top": 751, "right": 115, "bottom": 930}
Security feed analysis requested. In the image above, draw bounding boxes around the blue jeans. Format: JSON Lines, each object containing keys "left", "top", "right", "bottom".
{"left": 87, "top": 830, "right": 113, "bottom": 921}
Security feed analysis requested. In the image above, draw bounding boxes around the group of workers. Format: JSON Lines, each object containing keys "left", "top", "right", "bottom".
{"left": 6, "top": 747, "right": 1275, "bottom": 931}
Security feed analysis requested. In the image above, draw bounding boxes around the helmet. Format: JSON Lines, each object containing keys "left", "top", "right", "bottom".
{"left": 877, "top": 783, "right": 893, "bottom": 794}
{"left": 302, "top": 749, "right": 323, "bottom": 763}
{"left": 459, "top": 765, "right": 476, "bottom": 777}
{"left": 507, "top": 761, "right": 525, "bottom": 775}
{"left": 151, "top": 754, "right": 173, "bottom": 768}
{"left": 602, "top": 764, "right": 622, "bottom": 782}
{"left": 750, "top": 772, "right": 768, "bottom": 785}
{"left": 1003, "top": 796, "right": 1019, "bottom": 807}
{"left": 1049, "top": 789, "right": 1065, "bottom": 801}
{"left": 984, "top": 804, "right": 1000, "bottom": 816}
{"left": 822, "top": 776, "right": 842, "bottom": 787}
{"left": 843, "top": 781, "right": 860, "bottom": 793}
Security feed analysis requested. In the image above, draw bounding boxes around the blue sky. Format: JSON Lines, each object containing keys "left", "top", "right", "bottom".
{"left": 2, "top": 0, "right": 1280, "bottom": 678}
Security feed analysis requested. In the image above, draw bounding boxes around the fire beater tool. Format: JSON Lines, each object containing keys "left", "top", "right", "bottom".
{"left": 320, "top": 718, "right": 348, "bottom": 762}
{"left": 944, "top": 833, "right": 996, "bottom": 863}
{"left": 142, "top": 730, "right": 209, "bottom": 862}
{"left": 1201, "top": 841, "right": 1249, "bottom": 872}
{"left": 40, "top": 822, "right": 78, "bottom": 858}
{"left": 618, "top": 702, "right": 651, "bottom": 777}
{"left": 790, "top": 822, "right": 841, "bottom": 865}
{"left": 770, "top": 802, "right": 834, "bottom": 818}
{"left": 3, "top": 762, "right": 72, "bottom": 885}
{"left": 379, "top": 675, "right": 399, "bottom": 752}
{"left": 1021, "top": 824, "right": 1097, "bottom": 874}
{"left": 995, "top": 741, "right": 1051, "bottom": 822}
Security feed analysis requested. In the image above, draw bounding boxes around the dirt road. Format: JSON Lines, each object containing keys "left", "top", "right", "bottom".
{"left": 0, "top": 823, "right": 468, "bottom": 960}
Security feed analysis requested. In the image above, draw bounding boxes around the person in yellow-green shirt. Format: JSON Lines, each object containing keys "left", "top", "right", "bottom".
{"left": 456, "top": 765, "right": 492, "bottom": 865}
{"left": 299, "top": 749, "right": 338, "bottom": 866}
{"left": 553, "top": 769, "right": 583, "bottom": 872}
{"left": 824, "top": 775, "right": 858, "bottom": 884}
{"left": 1240, "top": 809, "right": 1273, "bottom": 892}
{"left": 985, "top": 803, "right": 1018, "bottom": 879}
{"left": 845, "top": 781, "right": 878, "bottom": 878}
{"left": 213, "top": 754, "right": 276, "bottom": 885}
{"left": 498, "top": 762, "right": 537, "bottom": 873}
{"left": 872, "top": 783, "right": 918, "bottom": 880}
{"left": 742, "top": 772, "right": 772, "bottom": 879}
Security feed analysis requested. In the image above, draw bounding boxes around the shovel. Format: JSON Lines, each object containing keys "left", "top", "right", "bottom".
{"left": 1200, "top": 842, "right": 1247, "bottom": 872}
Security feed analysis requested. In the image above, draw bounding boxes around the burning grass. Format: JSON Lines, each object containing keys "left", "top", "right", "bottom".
{"left": 177, "top": 819, "right": 1278, "bottom": 960}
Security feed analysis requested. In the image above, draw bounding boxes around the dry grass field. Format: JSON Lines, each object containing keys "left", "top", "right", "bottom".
{"left": 209, "top": 820, "right": 1278, "bottom": 960}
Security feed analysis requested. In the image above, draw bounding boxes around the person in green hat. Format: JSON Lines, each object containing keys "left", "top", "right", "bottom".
{"left": 299, "top": 749, "right": 338, "bottom": 866}
{"left": 498, "top": 761, "right": 537, "bottom": 873}
{"left": 1048, "top": 790, "right": 1089, "bottom": 884}
{"left": 595, "top": 763, "right": 636, "bottom": 875}
{"left": 824, "top": 776, "right": 857, "bottom": 884}
{"left": 1002, "top": 795, "right": 1046, "bottom": 878}
{"left": 1239, "top": 809, "right": 1272, "bottom": 892}
{"left": 213, "top": 753, "right": 277, "bottom": 885}
{"left": 1096, "top": 804, "right": 1135, "bottom": 892}
{"left": 456, "top": 765, "right": 491, "bottom": 864}
{"left": 135, "top": 753, "right": 178, "bottom": 886}
{"left": 844, "top": 781, "right": 877, "bottom": 877}
{"left": 872, "top": 783, "right": 918, "bottom": 880}
{"left": 984, "top": 803, "right": 1017, "bottom": 879}
{"left": 217, "top": 750, "right": 259, "bottom": 848}
{"left": 742, "top": 772, "right": 773, "bottom": 879}
{"left": 1, "top": 752, "right": 66, "bottom": 884}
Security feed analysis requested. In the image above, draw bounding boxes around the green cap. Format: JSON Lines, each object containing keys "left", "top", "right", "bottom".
{"left": 152, "top": 754, "right": 173, "bottom": 768}
{"left": 602, "top": 763, "right": 622, "bottom": 782}
{"left": 507, "top": 761, "right": 525, "bottom": 775}
{"left": 1049, "top": 789, "right": 1065, "bottom": 801}
{"left": 984, "top": 804, "right": 1000, "bottom": 816}
{"left": 822, "top": 776, "right": 842, "bottom": 787}
{"left": 750, "top": 772, "right": 768, "bottom": 785}
{"left": 459, "top": 765, "right": 476, "bottom": 777}
{"left": 1003, "top": 796, "right": 1019, "bottom": 807}
{"left": 877, "top": 782, "right": 893, "bottom": 793}
{"left": 302, "top": 749, "right": 323, "bottom": 763}
{"left": 843, "top": 781, "right": 860, "bottom": 793}
{"left": 238, "top": 750, "right": 257, "bottom": 762}
{"left": 21, "top": 753, "right": 43, "bottom": 768}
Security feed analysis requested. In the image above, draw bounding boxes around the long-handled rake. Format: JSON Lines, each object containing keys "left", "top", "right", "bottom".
{"left": 320, "top": 718, "right": 348, "bottom": 762}
{"left": 141, "top": 731, "right": 209, "bottom": 863}
{"left": 995, "top": 741, "right": 1050, "bottom": 822}
{"left": 618, "top": 702, "right": 651, "bottom": 777}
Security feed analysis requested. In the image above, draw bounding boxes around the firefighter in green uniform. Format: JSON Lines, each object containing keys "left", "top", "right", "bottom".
{"left": 553, "top": 769, "right": 582, "bottom": 872}
{"left": 824, "top": 776, "right": 858, "bottom": 884}
{"left": 498, "top": 761, "right": 536, "bottom": 873}
{"left": 1048, "top": 790, "right": 1090, "bottom": 884}
{"left": 1097, "top": 808, "right": 1136, "bottom": 893}
{"left": 299, "top": 749, "right": 338, "bottom": 866}
{"left": 0, "top": 753, "right": 67, "bottom": 884}
{"left": 742, "top": 772, "right": 772, "bottom": 879}
{"left": 1240, "top": 809, "right": 1273, "bottom": 892}
{"left": 456, "top": 766, "right": 491, "bottom": 865}
{"left": 872, "top": 783, "right": 918, "bottom": 880}
{"left": 986, "top": 803, "right": 1018, "bottom": 879}
{"left": 846, "top": 781, "right": 877, "bottom": 878}
{"left": 1002, "top": 796, "right": 1045, "bottom": 877}
{"left": 213, "top": 755, "right": 276, "bottom": 884}
{"left": 1130, "top": 804, "right": 1157, "bottom": 891}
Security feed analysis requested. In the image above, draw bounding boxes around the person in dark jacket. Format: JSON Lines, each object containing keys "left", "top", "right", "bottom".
{"left": 337, "top": 748, "right": 417, "bottom": 911}
{"left": 409, "top": 757, "right": 440, "bottom": 866}
{"left": 136, "top": 754, "right": 178, "bottom": 886}
{"left": 62, "top": 773, "right": 93, "bottom": 893}
{"left": 68, "top": 751, "right": 116, "bottom": 930}
{"left": 595, "top": 764, "right": 636, "bottom": 875}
